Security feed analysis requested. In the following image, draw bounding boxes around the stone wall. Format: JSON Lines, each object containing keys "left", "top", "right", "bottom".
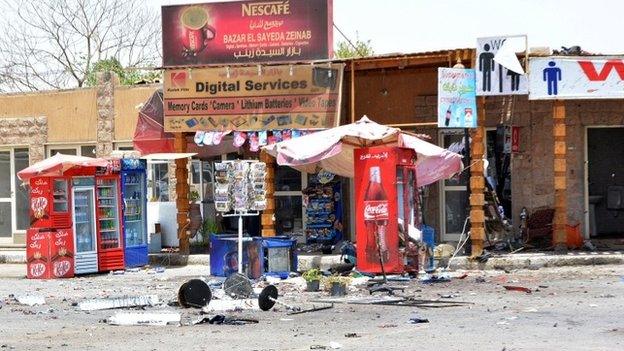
{"left": 0, "top": 116, "right": 48, "bottom": 164}
{"left": 95, "top": 71, "right": 118, "bottom": 157}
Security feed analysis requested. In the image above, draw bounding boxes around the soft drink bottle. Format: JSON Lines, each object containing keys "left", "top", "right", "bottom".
{"left": 363, "top": 166, "right": 390, "bottom": 264}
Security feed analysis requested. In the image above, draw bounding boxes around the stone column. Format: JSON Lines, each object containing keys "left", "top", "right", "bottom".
{"left": 260, "top": 150, "right": 276, "bottom": 237}
{"left": 553, "top": 100, "right": 567, "bottom": 251}
{"left": 174, "top": 133, "right": 190, "bottom": 254}
{"left": 95, "top": 71, "right": 118, "bottom": 157}
{"left": 469, "top": 97, "right": 486, "bottom": 257}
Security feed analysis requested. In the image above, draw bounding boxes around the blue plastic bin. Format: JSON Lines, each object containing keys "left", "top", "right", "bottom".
{"left": 209, "top": 234, "right": 264, "bottom": 279}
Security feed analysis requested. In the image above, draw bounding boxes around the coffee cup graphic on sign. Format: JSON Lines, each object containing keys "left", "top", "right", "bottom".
{"left": 179, "top": 6, "right": 215, "bottom": 59}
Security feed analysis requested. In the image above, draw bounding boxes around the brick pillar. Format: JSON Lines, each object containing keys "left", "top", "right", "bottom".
{"left": 469, "top": 96, "right": 486, "bottom": 257}
{"left": 553, "top": 100, "right": 568, "bottom": 251}
{"left": 95, "top": 71, "right": 118, "bottom": 157}
{"left": 174, "top": 133, "right": 190, "bottom": 254}
{"left": 260, "top": 150, "right": 276, "bottom": 237}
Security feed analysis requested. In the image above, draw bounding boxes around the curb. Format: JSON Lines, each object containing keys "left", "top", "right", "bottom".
{"left": 447, "top": 252, "right": 624, "bottom": 270}
{"left": 3, "top": 251, "right": 623, "bottom": 270}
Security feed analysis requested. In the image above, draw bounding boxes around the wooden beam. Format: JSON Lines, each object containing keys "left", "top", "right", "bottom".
{"left": 350, "top": 60, "right": 355, "bottom": 123}
{"left": 260, "top": 150, "right": 276, "bottom": 237}
{"left": 553, "top": 100, "right": 568, "bottom": 251}
{"left": 174, "top": 132, "right": 190, "bottom": 254}
{"left": 470, "top": 96, "right": 487, "bottom": 257}
{"left": 350, "top": 53, "right": 473, "bottom": 71}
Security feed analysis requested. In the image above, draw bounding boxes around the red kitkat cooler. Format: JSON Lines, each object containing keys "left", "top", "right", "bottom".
{"left": 26, "top": 229, "right": 52, "bottom": 279}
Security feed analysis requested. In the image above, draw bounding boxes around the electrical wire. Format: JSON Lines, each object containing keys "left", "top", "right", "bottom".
{"left": 444, "top": 216, "right": 471, "bottom": 271}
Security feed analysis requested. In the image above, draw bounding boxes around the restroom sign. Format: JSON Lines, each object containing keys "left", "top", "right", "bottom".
{"left": 529, "top": 56, "right": 624, "bottom": 100}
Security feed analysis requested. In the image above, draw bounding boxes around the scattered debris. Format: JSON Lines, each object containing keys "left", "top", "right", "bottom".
{"left": 475, "top": 277, "right": 487, "bottom": 283}
{"left": 457, "top": 273, "right": 469, "bottom": 279}
{"left": 191, "top": 314, "right": 258, "bottom": 325}
{"left": 310, "top": 345, "right": 327, "bottom": 350}
{"left": 439, "top": 294, "right": 459, "bottom": 299}
{"left": 78, "top": 295, "right": 160, "bottom": 311}
{"left": 329, "top": 341, "right": 343, "bottom": 349}
{"left": 14, "top": 295, "right": 46, "bottom": 306}
{"left": 106, "top": 312, "right": 181, "bottom": 326}
{"left": 287, "top": 303, "right": 334, "bottom": 315}
{"left": 379, "top": 324, "right": 397, "bottom": 328}
{"left": 111, "top": 270, "right": 125, "bottom": 275}
{"left": 223, "top": 273, "right": 254, "bottom": 298}
{"left": 178, "top": 279, "right": 212, "bottom": 308}
{"left": 503, "top": 285, "right": 532, "bottom": 294}
{"left": 344, "top": 333, "right": 360, "bottom": 338}
{"left": 202, "top": 299, "right": 259, "bottom": 312}
{"left": 409, "top": 315, "right": 429, "bottom": 324}
{"left": 125, "top": 268, "right": 141, "bottom": 273}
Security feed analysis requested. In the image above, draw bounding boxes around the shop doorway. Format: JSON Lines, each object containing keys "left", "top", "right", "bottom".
{"left": 0, "top": 148, "right": 29, "bottom": 244}
{"left": 439, "top": 131, "right": 469, "bottom": 242}
{"left": 439, "top": 129, "right": 510, "bottom": 242}
{"left": 585, "top": 127, "right": 624, "bottom": 239}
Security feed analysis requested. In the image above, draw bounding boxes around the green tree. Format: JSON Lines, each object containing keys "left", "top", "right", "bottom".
{"left": 334, "top": 39, "right": 374, "bottom": 59}
{"left": 85, "top": 58, "right": 161, "bottom": 86}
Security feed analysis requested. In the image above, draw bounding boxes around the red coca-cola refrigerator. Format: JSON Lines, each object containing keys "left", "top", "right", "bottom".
{"left": 354, "top": 146, "right": 420, "bottom": 274}
{"left": 94, "top": 171, "right": 125, "bottom": 272}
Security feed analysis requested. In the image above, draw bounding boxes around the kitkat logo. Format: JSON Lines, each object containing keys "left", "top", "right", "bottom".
{"left": 170, "top": 71, "right": 187, "bottom": 87}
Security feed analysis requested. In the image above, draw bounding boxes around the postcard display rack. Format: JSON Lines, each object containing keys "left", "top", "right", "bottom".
{"left": 213, "top": 160, "right": 267, "bottom": 274}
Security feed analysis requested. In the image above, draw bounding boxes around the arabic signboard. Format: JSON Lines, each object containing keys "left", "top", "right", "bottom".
{"left": 162, "top": 0, "right": 333, "bottom": 67}
{"left": 476, "top": 36, "right": 528, "bottom": 96}
{"left": 437, "top": 68, "right": 478, "bottom": 128}
{"left": 163, "top": 63, "right": 344, "bottom": 132}
{"left": 529, "top": 56, "right": 624, "bottom": 100}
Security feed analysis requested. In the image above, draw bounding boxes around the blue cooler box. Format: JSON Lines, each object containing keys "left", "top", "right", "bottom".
{"left": 210, "top": 234, "right": 264, "bottom": 279}
{"left": 262, "top": 236, "right": 298, "bottom": 279}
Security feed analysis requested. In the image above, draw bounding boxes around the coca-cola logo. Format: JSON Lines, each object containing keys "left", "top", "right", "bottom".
{"left": 364, "top": 202, "right": 389, "bottom": 219}
{"left": 34, "top": 179, "right": 48, "bottom": 186}
{"left": 29, "top": 262, "right": 46, "bottom": 277}
{"left": 55, "top": 230, "right": 68, "bottom": 238}
{"left": 29, "top": 241, "right": 42, "bottom": 250}
{"left": 54, "top": 238, "right": 66, "bottom": 247}
{"left": 359, "top": 152, "right": 389, "bottom": 161}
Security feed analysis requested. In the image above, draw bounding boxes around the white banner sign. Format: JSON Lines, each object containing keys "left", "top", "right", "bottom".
{"left": 529, "top": 57, "right": 624, "bottom": 100}
{"left": 476, "top": 36, "right": 528, "bottom": 96}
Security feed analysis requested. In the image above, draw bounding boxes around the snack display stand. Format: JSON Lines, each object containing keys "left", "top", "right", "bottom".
{"left": 212, "top": 160, "right": 267, "bottom": 275}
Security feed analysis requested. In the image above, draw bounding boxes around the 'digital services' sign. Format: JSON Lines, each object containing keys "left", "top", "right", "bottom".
{"left": 163, "top": 63, "right": 344, "bottom": 132}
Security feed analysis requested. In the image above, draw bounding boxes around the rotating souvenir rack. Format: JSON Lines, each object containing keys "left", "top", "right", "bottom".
{"left": 213, "top": 160, "right": 267, "bottom": 274}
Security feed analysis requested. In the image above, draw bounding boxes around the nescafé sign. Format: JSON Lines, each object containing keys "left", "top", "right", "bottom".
{"left": 163, "top": 63, "right": 344, "bottom": 132}
{"left": 162, "top": 0, "right": 333, "bottom": 66}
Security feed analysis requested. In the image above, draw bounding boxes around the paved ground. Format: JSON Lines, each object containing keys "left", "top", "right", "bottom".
{"left": 0, "top": 264, "right": 623, "bottom": 350}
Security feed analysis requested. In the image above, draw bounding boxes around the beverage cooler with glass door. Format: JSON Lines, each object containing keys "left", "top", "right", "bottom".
{"left": 354, "top": 146, "right": 420, "bottom": 274}
{"left": 95, "top": 173, "right": 124, "bottom": 272}
{"left": 120, "top": 159, "right": 148, "bottom": 267}
{"left": 71, "top": 176, "right": 99, "bottom": 274}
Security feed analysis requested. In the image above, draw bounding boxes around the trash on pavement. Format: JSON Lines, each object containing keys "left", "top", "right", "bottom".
{"left": 329, "top": 341, "right": 343, "bottom": 349}
{"left": 201, "top": 298, "right": 259, "bottom": 312}
{"left": 409, "top": 315, "right": 429, "bottom": 324}
{"left": 78, "top": 295, "right": 160, "bottom": 311}
{"left": 344, "top": 333, "right": 360, "bottom": 338}
{"left": 178, "top": 279, "right": 212, "bottom": 308}
{"left": 14, "top": 295, "right": 46, "bottom": 306}
{"left": 503, "top": 285, "right": 532, "bottom": 294}
{"left": 191, "top": 314, "right": 258, "bottom": 325}
{"left": 106, "top": 312, "right": 181, "bottom": 326}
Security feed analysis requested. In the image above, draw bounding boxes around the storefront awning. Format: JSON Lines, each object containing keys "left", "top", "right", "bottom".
{"left": 263, "top": 116, "right": 463, "bottom": 186}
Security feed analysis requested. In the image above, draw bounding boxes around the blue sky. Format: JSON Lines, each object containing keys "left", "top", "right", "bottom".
{"left": 158, "top": 0, "right": 623, "bottom": 55}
